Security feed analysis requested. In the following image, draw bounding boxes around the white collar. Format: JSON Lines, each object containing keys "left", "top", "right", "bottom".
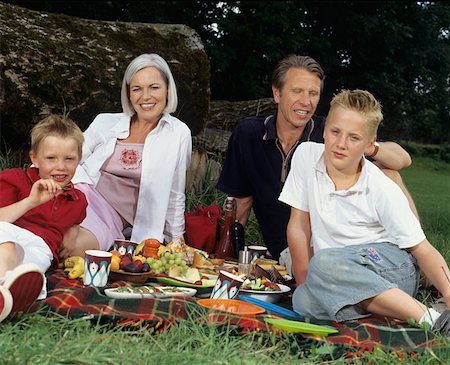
{"left": 314, "top": 152, "right": 368, "bottom": 194}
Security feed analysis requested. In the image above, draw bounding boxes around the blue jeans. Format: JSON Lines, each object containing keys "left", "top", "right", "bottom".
{"left": 292, "top": 242, "right": 420, "bottom": 321}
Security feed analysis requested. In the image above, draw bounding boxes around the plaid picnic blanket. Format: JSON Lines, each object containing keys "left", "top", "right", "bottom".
{"left": 29, "top": 270, "right": 444, "bottom": 355}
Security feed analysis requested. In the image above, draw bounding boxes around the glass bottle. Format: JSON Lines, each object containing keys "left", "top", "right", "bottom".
{"left": 214, "top": 197, "right": 236, "bottom": 259}
{"left": 232, "top": 220, "right": 245, "bottom": 259}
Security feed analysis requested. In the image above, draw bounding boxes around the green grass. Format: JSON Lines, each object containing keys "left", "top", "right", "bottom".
{"left": 0, "top": 154, "right": 449, "bottom": 363}
{"left": 400, "top": 157, "right": 450, "bottom": 260}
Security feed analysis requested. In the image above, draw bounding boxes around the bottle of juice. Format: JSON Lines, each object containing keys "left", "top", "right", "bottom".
{"left": 214, "top": 197, "right": 236, "bottom": 259}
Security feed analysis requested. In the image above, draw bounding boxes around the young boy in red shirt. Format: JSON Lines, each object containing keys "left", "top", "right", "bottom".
{"left": 0, "top": 115, "right": 88, "bottom": 322}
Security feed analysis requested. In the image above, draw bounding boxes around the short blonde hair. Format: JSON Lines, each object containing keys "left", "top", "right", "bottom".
{"left": 329, "top": 89, "right": 383, "bottom": 139}
{"left": 31, "top": 115, "right": 84, "bottom": 158}
{"left": 121, "top": 53, "right": 178, "bottom": 116}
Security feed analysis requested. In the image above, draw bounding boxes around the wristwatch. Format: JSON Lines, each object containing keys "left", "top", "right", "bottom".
{"left": 369, "top": 141, "right": 380, "bottom": 158}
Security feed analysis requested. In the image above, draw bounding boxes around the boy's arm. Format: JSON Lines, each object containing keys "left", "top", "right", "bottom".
{"left": 287, "top": 207, "right": 312, "bottom": 285}
{"left": 409, "top": 239, "right": 450, "bottom": 307}
{"left": 366, "top": 141, "right": 412, "bottom": 170}
{"left": 59, "top": 225, "right": 81, "bottom": 259}
{"left": 0, "top": 179, "right": 62, "bottom": 222}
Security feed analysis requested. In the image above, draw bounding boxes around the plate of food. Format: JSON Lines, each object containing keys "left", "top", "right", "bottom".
{"left": 104, "top": 285, "right": 197, "bottom": 299}
{"left": 239, "top": 278, "right": 291, "bottom": 303}
{"left": 154, "top": 274, "right": 217, "bottom": 288}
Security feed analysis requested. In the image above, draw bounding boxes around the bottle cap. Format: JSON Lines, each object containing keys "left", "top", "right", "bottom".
{"left": 239, "top": 247, "right": 251, "bottom": 264}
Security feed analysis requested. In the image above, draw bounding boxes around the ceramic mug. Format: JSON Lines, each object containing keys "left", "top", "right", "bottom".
{"left": 247, "top": 245, "right": 268, "bottom": 261}
{"left": 112, "top": 239, "right": 138, "bottom": 257}
{"left": 210, "top": 270, "right": 244, "bottom": 299}
{"left": 83, "top": 250, "right": 112, "bottom": 287}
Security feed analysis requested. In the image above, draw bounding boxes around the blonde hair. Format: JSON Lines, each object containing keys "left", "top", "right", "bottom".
{"left": 329, "top": 89, "right": 383, "bottom": 139}
{"left": 121, "top": 53, "right": 178, "bottom": 116}
{"left": 30, "top": 115, "right": 84, "bottom": 158}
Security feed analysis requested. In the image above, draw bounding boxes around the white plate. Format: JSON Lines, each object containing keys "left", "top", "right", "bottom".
{"left": 105, "top": 286, "right": 197, "bottom": 299}
{"left": 239, "top": 284, "right": 291, "bottom": 303}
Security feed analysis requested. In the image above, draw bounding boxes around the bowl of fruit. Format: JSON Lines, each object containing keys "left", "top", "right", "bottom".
{"left": 108, "top": 238, "right": 217, "bottom": 290}
{"left": 109, "top": 238, "right": 161, "bottom": 284}
{"left": 108, "top": 251, "right": 154, "bottom": 284}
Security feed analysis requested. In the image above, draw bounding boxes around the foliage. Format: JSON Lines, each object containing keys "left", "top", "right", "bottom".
{"left": 185, "top": 153, "right": 264, "bottom": 245}
{"left": 400, "top": 141, "right": 450, "bottom": 163}
{"left": 7, "top": 1, "right": 449, "bottom": 143}
{"left": 0, "top": 149, "right": 29, "bottom": 170}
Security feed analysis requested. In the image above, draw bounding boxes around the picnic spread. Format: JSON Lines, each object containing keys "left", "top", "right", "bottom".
{"left": 26, "top": 237, "right": 446, "bottom": 356}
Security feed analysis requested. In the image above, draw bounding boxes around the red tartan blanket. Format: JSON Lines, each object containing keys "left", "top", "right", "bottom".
{"left": 30, "top": 271, "right": 444, "bottom": 354}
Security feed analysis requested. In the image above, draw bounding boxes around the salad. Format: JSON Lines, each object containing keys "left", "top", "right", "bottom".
{"left": 114, "top": 285, "right": 189, "bottom": 294}
{"left": 241, "top": 277, "right": 281, "bottom": 292}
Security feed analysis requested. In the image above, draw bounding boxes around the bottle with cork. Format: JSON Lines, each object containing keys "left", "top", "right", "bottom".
{"left": 214, "top": 197, "right": 237, "bottom": 259}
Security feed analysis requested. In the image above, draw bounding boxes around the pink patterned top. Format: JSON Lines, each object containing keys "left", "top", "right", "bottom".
{"left": 96, "top": 141, "right": 144, "bottom": 225}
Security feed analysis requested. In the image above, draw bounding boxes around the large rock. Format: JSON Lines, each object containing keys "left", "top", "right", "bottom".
{"left": 194, "top": 98, "right": 277, "bottom": 154}
{"left": 0, "top": 2, "right": 210, "bottom": 151}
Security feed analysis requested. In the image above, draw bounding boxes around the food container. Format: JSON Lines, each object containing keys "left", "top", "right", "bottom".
{"left": 238, "top": 283, "right": 291, "bottom": 303}
{"left": 197, "top": 298, "right": 265, "bottom": 316}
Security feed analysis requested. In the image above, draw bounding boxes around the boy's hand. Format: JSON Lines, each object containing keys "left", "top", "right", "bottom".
{"left": 59, "top": 225, "right": 80, "bottom": 259}
{"left": 28, "top": 179, "right": 63, "bottom": 207}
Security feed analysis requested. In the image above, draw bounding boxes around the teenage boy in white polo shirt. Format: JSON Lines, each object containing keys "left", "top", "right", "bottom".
{"left": 279, "top": 89, "right": 450, "bottom": 335}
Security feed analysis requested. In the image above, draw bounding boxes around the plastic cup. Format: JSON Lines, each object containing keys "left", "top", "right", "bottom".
{"left": 83, "top": 250, "right": 112, "bottom": 287}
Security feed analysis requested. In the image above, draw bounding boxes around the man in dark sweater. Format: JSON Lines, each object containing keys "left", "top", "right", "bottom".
{"left": 217, "top": 55, "right": 414, "bottom": 272}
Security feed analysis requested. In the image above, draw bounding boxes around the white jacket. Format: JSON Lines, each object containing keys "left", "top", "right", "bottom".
{"left": 73, "top": 112, "right": 192, "bottom": 243}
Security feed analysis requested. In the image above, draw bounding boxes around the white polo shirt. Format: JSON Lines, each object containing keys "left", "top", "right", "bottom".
{"left": 279, "top": 142, "right": 425, "bottom": 253}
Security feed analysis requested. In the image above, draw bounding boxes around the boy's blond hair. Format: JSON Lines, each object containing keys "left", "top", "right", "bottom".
{"left": 30, "top": 115, "right": 84, "bottom": 158}
{"left": 329, "top": 89, "right": 383, "bottom": 139}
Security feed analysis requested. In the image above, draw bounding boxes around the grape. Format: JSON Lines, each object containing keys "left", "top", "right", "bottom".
{"left": 146, "top": 253, "right": 195, "bottom": 278}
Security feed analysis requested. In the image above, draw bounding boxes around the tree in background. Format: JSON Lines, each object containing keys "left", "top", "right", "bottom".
{"left": 6, "top": 0, "right": 450, "bottom": 142}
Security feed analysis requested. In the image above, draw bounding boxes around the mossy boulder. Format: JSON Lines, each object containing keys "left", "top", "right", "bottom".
{"left": 0, "top": 2, "right": 210, "bottom": 151}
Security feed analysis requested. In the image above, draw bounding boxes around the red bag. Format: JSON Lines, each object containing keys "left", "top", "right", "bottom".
{"left": 184, "top": 204, "right": 222, "bottom": 253}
